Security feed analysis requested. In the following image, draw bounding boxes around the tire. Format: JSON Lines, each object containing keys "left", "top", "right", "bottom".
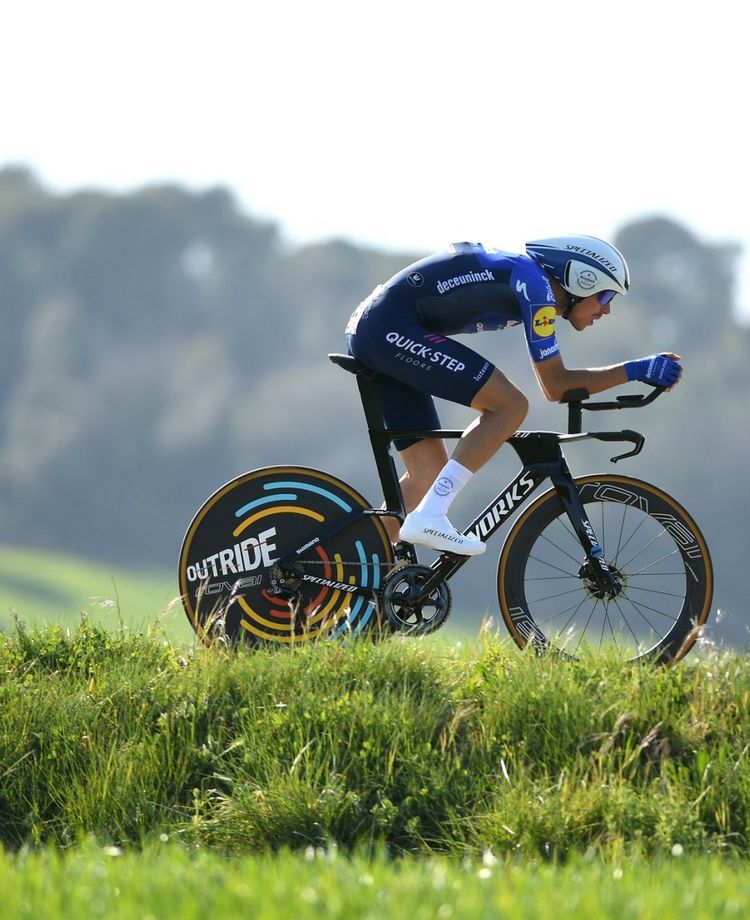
{"left": 496, "top": 475, "right": 713, "bottom": 664}
{"left": 179, "top": 466, "right": 393, "bottom": 646}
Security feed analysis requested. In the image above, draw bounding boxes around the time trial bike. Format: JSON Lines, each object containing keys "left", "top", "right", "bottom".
{"left": 178, "top": 353, "right": 713, "bottom": 664}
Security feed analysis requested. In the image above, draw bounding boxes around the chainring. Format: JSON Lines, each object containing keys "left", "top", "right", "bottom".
{"left": 380, "top": 564, "right": 452, "bottom": 635}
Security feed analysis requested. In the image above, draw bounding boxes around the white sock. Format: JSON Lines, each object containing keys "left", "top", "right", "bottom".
{"left": 413, "top": 460, "right": 474, "bottom": 518}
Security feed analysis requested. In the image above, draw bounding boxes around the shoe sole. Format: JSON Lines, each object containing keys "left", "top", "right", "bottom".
{"left": 399, "top": 527, "right": 486, "bottom": 556}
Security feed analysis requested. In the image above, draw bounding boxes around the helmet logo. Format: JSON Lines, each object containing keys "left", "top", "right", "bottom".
{"left": 407, "top": 271, "right": 424, "bottom": 287}
{"left": 576, "top": 270, "right": 598, "bottom": 290}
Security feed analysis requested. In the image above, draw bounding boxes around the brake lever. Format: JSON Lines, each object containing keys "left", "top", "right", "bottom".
{"left": 610, "top": 431, "right": 645, "bottom": 463}
{"left": 589, "top": 429, "right": 645, "bottom": 463}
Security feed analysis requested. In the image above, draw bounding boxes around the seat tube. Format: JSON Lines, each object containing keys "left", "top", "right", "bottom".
{"left": 356, "top": 372, "right": 406, "bottom": 518}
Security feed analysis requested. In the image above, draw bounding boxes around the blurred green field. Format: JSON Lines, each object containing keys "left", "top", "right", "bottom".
{"left": 3, "top": 841, "right": 749, "bottom": 920}
{"left": 0, "top": 544, "right": 192, "bottom": 643}
{"left": 0, "top": 545, "right": 478, "bottom": 648}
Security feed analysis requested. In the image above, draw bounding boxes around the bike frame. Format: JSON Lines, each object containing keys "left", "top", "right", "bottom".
{"left": 274, "top": 356, "right": 662, "bottom": 604}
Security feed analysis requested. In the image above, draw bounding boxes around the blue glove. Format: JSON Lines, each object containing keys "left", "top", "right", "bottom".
{"left": 624, "top": 354, "right": 682, "bottom": 387}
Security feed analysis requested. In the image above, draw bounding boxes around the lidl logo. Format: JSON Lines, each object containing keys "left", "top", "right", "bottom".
{"left": 532, "top": 306, "right": 557, "bottom": 338}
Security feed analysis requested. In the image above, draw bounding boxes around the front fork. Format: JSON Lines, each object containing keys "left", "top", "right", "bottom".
{"left": 550, "top": 471, "right": 622, "bottom": 599}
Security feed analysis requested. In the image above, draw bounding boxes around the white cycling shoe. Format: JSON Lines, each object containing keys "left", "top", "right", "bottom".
{"left": 399, "top": 511, "right": 486, "bottom": 556}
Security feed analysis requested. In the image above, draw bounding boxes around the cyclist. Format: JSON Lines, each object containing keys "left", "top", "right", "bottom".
{"left": 344, "top": 236, "right": 682, "bottom": 555}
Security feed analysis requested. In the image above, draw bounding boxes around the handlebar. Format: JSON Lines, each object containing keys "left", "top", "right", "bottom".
{"left": 560, "top": 386, "right": 666, "bottom": 435}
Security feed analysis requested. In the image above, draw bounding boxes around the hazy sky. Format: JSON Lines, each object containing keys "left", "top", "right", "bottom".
{"left": 3, "top": 0, "right": 748, "bottom": 315}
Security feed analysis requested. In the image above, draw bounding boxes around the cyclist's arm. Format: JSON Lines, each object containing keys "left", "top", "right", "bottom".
{"left": 532, "top": 353, "right": 628, "bottom": 402}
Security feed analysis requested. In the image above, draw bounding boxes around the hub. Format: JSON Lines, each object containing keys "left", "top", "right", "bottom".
{"left": 578, "top": 560, "right": 625, "bottom": 600}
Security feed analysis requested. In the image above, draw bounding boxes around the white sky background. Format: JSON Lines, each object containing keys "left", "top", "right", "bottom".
{"left": 2, "top": 0, "right": 749, "bottom": 317}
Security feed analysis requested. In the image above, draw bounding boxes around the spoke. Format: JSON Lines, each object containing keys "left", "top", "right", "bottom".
{"left": 625, "top": 549, "right": 682, "bottom": 578}
{"left": 556, "top": 516, "right": 580, "bottom": 543}
{"left": 534, "top": 594, "right": 593, "bottom": 626}
{"left": 628, "top": 571, "right": 686, "bottom": 577}
{"left": 527, "top": 553, "right": 579, "bottom": 579}
{"left": 524, "top": 574, "right": 583, "bottom": 582}
{"left": 614, "top": 503, "right": 628, "bottom": 564}
{"left": 528, "top": 585, "right": 589, "bottom": 605}
{"left": 600, "top": 601, "right": 620, "bottom": 652}
{"left": 618, "top": 597, "right": 667, "bottom": 643}
{"left": 537, "top": 594, "right": 597, "bottom": 650}
{"left": 620, "top": 527, "right": 673, "bottom": 571}
{"left": 537, "top": 531, "right": 585, "bottom": 569}
{"left": 573, "top": 602, "right": 600, "bottom": 656}
{"left": 608, "top": 596, "right": 647, "bottom": 648}
{"left": 621, "top": 593, "right": 679, "bottom": 626}
{"left": 626, "top": 584, "right": 685, "bottom": 600}
{"left": 611, "top": 509, "right": 655, "bottom": 566}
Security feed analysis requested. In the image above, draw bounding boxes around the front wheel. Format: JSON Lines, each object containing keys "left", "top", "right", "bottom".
{"left": 496, "top": 475, "right": 713, "bottom": 664}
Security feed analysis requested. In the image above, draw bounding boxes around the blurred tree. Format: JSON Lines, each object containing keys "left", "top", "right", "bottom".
{"left": 0, "top": 167, "right": 746, "bottom": 645}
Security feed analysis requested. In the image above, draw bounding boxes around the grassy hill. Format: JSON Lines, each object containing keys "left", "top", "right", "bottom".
{"left": 0, "top": 545, "right": 478, "bottom": 648}
{"left": 3, "top": 619, "right": 749, "bottom": 916}
{"left": 1, "top": 621, "right": 747, "bottom": 858}
{"left": 3, "top": 840, "right": 749, "bottom": 919}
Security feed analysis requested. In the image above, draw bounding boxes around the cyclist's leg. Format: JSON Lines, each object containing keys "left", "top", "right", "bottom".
{"left": 370, "top": 438, "right": 449, "bottom": 546}
{"left": 366, "top": 373, "right": 449, "bottom": 544}
{"left": 349, "top": 307, "right": 521, "bottom": 552}
{"left": 401, "top": 369, "right": 529, "bottom": 552}
{"left": 399, "top": 438, "right": 449, "bottom": 513}
{"left": 453, "top": 368, "right": 529, "bottom": 472}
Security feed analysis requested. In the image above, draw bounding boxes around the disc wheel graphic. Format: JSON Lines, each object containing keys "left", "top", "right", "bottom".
{"left": 179, "top": 466, "right": 394, "bottom": 647}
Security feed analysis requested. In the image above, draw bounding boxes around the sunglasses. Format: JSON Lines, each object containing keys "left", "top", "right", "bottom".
{"left": 597, "top": 290, "right": 617, "bottom": 306}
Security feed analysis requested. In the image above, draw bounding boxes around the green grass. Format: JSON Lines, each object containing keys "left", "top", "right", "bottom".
{"left": 2, "top": 840, "right": 749, "bottom": 919}
{"left": 3, "top": 620, "right": 750, "bottom": 915}
{"left": 2, "top": 620, "right": 749, "bottom": 858}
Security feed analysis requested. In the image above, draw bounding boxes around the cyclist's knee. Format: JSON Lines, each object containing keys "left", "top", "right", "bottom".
{"left": 516, "top": 389, "right": 530, "bottom": 425}
{"left": 474, "top": 373, "right": 528, "bottom": 424}
{"left": 502, "top": 386, "right": 529, "bottom": 425}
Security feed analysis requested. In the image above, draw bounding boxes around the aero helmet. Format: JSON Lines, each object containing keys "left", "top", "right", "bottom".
{"left": 525, "top": 235, "right": 630, "bottom": 299}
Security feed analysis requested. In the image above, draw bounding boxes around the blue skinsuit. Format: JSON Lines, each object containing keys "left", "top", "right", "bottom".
{"left": 345, "top": 242, "right": 560, "bottom": 448}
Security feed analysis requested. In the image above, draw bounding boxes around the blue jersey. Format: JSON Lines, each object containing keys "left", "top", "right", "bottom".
{"left": 352, "top": 241, "right": 560, "bottom": 363}
{"left": 345, "top": 242, "right": 562, "bottom": 451}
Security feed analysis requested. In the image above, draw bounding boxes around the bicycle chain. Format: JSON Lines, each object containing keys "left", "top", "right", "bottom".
{"left": 290, "top": 557, "right": 409, "bottom": 569}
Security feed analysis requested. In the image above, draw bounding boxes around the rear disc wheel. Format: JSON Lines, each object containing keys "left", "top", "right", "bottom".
{"left": 179, "top": 466, "right": 394, "bottom": 646}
